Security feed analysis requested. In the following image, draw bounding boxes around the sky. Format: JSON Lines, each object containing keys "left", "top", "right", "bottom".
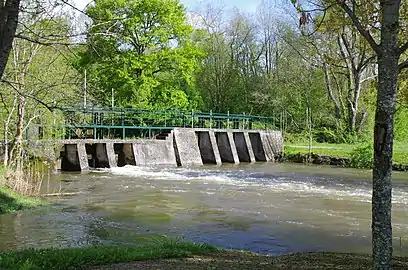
{"left": 72, "top": 0, "right": 263, "bottom": 13}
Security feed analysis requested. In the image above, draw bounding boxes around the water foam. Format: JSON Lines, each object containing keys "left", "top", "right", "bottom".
{"left": 105, "top": 165, "right": 408, "bottom": 205}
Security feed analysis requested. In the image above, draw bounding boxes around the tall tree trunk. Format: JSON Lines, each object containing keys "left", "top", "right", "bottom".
{"left": 372, "top": 0, "right": 401, "bottom": 268}
{"left": 0, "top": 0, "right": 21, "bottom": 79}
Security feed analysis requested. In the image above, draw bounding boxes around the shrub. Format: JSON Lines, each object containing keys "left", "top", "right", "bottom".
{"left": 350, "top": 143, "right": 373, "bottom": 169}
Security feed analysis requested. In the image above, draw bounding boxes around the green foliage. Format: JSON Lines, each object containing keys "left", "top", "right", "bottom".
{"left": 74, "top": 0, "right": 203, "bottom": 110}
{"left": 349, "top": 143, "right": 373, "bottom": 169}
{"left": 313, "top": 128, "right": 359, "bottom": 144}
{"left": 395, "top": 106, "right": 408, "bottom": 142}
{"left": 0, "top": 241, "right": 218, "bottom": 270}
{"left": 313, "top": 128, "right": 340, "bottom": 144}
{"left": 0, "top": 185, "right": 46, "bottom": 215}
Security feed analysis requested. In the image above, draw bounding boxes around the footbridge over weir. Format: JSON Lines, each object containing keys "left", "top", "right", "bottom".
{"left": 54, "top": 128, "right": 283, "bottom": 171}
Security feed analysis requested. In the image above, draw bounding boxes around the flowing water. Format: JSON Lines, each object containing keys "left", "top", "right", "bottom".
{"left": 1, "top": 163, "right": 408, "bottom": 255}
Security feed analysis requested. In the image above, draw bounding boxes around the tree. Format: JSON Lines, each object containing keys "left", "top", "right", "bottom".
{"left": 74, "top": 0, "right": 202, "bottom": 110}
{"left": 315, "top": 11, "right": 377, "bottom": 135}
{"left": 0, "top": 0, "right": 21, "bottom": 79}
{"left": 0, "top": 1, "right": 80, "bottom": 195}
{"left": 292, "top": 0, "right": 408, "bottom": 268}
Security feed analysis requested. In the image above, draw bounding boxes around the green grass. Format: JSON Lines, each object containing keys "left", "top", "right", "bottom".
{"left": 285, "top": 143, "right": 408, "bottom": 165}
{"left": 0, "top": 185, "right": 47, "bottom": 215}
{"left": 0, "top": 242, "right": 218, "bottom": 270}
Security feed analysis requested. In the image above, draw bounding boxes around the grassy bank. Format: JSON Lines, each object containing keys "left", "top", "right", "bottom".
{"left": 0, "top": 166, "right": 47, "bottom": 215}
{"left": 285, "top": 142, "right": 408, "bottom": 165}
{"left": 0, "top": 186, "right": 46, "bottom": 215}
{"left": 0, "top": 242, "right": 217, "bottom": 270}
{"left": 1, "top": 243, "right": 408, "bottom": 270}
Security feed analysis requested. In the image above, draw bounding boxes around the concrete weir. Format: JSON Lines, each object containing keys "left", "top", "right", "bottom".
{"left": 51, "top": 128, "right": 283, "bottom": 171}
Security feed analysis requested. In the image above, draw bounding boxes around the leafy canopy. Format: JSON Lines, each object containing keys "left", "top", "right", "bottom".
{"left": 74, "top": 0, "right": 203, "bottom": 109}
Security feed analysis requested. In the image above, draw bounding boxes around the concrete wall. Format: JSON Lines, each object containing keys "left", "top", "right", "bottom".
{"left": 197, "top": 131, "right": 221, "bottom": 164}
{"left": 132, "top": 140, "right": 177, "bottom": 166}
{"left": 173, "top": 128, "right": 203, "bottom": 166}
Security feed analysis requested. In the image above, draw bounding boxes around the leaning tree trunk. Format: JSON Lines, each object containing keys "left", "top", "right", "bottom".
{"left": 0, "top": 0, "right": 21, "bottom": 80}
{"left": 372, "top": 0, "right": 401, "bottom": 268}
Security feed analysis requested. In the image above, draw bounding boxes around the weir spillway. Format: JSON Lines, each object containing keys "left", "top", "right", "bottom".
{"left": 8, "top": 128, "right": 283, "bottom": 171}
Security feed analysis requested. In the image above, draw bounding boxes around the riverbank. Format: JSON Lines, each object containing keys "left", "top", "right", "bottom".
{"left": 0, "top": 186, "right": 46, "bottom": 214}
{"left": 0, "top": 242, "right": 217, "bottom": 269}
{"left": 1, "top": 243, "right": 408, "bottom": 270}
{"left": 284, "top": 144, "right": 408, "bottom": 172}
{"left": 0, "top": 166, "right": 47, "bottom": 215}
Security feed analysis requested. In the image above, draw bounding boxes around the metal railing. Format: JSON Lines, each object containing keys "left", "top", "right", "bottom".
{"left": 35, "top": 106, "right": 278, "bottom": 140}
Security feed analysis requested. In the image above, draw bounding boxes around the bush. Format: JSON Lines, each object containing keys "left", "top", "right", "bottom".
{"left": 313, "top": 128, "right": 339, "bottom": 144}
{"left": 349, "top": 143, "right": 373, "bottom": 169}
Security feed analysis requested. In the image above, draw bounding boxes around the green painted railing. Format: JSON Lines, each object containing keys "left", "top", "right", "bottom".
{"left": 40, "top": 106, "right": 278, "bottom": 139}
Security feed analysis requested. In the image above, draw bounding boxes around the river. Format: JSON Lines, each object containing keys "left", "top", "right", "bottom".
{"left": 1, "top": 163, "right": 408, "bottom": 255}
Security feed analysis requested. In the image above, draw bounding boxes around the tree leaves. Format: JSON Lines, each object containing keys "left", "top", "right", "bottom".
{"left": 75, "top": 0, "right": 202, "bottom": 110}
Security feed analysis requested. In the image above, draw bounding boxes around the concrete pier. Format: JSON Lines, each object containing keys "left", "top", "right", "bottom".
{"left": 93, "top": 143, "right": 117, "bottom": 168}
{"left": 244, "top": 132, "right": 256, "bottom": 163}
{"left": 197, "top": 131, "right": 221, "bottom": 165}
{"left": 61, "top": 144, "right": 89, "bottom": 171}
{"left": 215, "top": 132, "right": 239, "bottom": 164}
{"left": 173, "top": 128, "right": 203, "bottom": 166}
{"left": 117, "top": 143, "right": 136, "bottom": 167}
{"left": 233, "top": 132, "right": 255, "bottom": 163}
{"left": 248, "top": 132, "right": 267, "bottom": 162}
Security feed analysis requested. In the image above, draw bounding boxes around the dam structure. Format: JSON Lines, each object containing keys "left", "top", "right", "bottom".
{"left": 16, "top": 106, "right": 284, "bottom": 171}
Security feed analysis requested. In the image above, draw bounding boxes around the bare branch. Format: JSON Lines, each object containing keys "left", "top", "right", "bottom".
{"left": 1, "top": 79, "right": 55, "bottom": 111}
{"left": 15, "top": 33, "right": 83, "bottom": 46}
{"left": 22, "top": 114, "right": 41, "bottom": 133}
{"left": 59, "top": 0, "right": 92, "bottom": 17}
{"left": 399, "top": 60, "right": 408, "bottom": 71}
{"left": 335, "top": 0, "right": 380, "bottom": 55}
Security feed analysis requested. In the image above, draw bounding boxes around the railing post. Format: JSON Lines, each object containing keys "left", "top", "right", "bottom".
{"left": 191, "top": 109, "right": 194, "bottom": 128}
{"left": 227, "top": 111, "right": 230, "bottom": 129}
{"left": 121, "top": 109, "right": 125, "bottom": 139}
{"left": 243, "top": 112, "right": 245, "bottom": 129}
{"left": 210, "top": 110, "right": 212, "bottom": 129}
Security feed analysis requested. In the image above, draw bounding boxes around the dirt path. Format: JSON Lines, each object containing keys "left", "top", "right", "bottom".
{"left": 89, "top": 251, "right": 408, "bottom": 270}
